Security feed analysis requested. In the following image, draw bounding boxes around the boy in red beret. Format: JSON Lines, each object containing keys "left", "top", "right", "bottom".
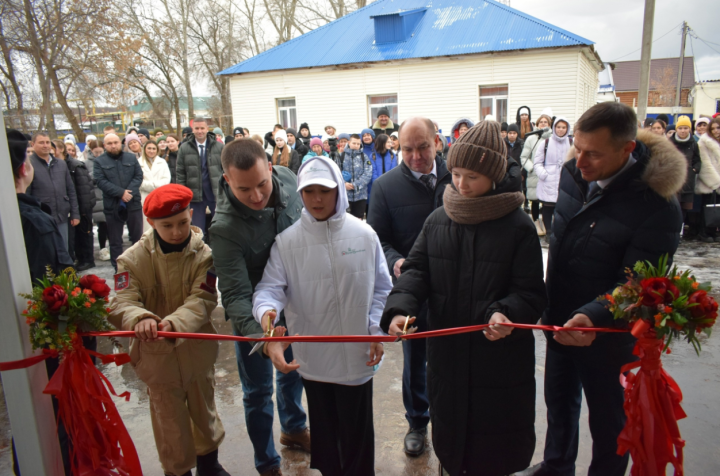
{"left": 109, "top": 184, "right": 230, "bottom": 476}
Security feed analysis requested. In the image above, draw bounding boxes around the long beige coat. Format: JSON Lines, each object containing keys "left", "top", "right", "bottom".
{"left": 109, "top": 226, "right": 224, "bottom": 476}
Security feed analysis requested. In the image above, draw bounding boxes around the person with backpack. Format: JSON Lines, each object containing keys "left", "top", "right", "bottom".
{"left": 342, "top": 134, "right": 374, "bottom": 219}
{"left": 534, "top": 117, "right": 572, "bottom": 242}
{"left": 520, "top": 114, "right": 553, "bottom": 233}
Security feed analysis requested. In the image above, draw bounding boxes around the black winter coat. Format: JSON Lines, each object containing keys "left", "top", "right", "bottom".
{"left": 66, "top": 157, "right": 97, "bottom": 216}
{"left": 83, "top": 155, "right": 105, "bottom": 223}
{"left": 545, "top": 130, "right": 685, "bottom": 355}
{"left": 381, "top": 202, "right": 546, "bottom": 476}
{"left": 176, "top": 132, "right": 224, "bottom": 203}
{"left": 505, "top": 137, "right": 524, "bottom": 163}
{"left": 93, "top": 151, "right": 143, "bottom": 214}
{"left": 669, "top": 134, "right": 701, "bottom": 203}
{"left": 27, "top": 154, "right": 79, "bottom": 224}
{"left": 17, "top": 193, "right": 74, "bottom": 283}
{"left": 293, "top": 141, "right": 309, "bottom": 160}
{"left": 367, "top": 158, "right": 451, "bottom": 273}
{"left": 167, "top": 150, "right": 178, "bottom": 184}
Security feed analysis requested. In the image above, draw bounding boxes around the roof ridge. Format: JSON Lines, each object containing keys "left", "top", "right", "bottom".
{"left": 615, "top": 56, "right": 695, "bottom": 63}
{"left": 219, "top": 0, "right": 391, "bottom": 75}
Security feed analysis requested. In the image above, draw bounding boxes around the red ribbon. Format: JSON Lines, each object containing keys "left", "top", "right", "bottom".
{"left": 0, "top": 348, "right": 59, "bottom": 371}
{"left": 82, "top": 322, "right": 628, "bottom": 344}
{"left": 617, "top": 329, "right": 686, "bottom": 476}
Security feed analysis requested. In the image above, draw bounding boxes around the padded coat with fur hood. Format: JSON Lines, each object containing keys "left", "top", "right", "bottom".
{"left": 696, "top": 133, "right": 720, "bottom": 194}
{"left": 544, "top": 129, "right": 685, "bottom": 355}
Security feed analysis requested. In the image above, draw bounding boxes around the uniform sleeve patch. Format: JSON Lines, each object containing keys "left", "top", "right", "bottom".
{"left": 114, "top": 271, "right": 130, "bottom": 291}
{"left": 367, "top": 161, "right": 372, "bottom": 165}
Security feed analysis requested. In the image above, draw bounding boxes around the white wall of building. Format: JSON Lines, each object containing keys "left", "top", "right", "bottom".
{"left": 692, "top": 82, "right": 720, "bottom": 118}
{"left": 228, "top": 46, "right": 601, "bottom": 137}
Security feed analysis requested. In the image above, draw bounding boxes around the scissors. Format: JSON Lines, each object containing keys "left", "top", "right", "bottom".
{"left": 249, "top": 311, "right": 276, "bottom": 356}
{"left": 394, "top": 316, "right": 418, "bottom": 342}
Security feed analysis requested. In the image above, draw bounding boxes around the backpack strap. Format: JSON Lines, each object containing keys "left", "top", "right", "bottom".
{"left": 544, "top": 138, "right": 549, "bottom": 160}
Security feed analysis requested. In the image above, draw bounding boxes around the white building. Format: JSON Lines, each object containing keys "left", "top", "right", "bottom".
{"left": 597, "top": 63, "right": 618, "bottom": 103}
{"left": 691, "top": 80, "right": 720, "bottom": 118}
{"left": 219, "top": 0, "right": 602, "bottom": 136}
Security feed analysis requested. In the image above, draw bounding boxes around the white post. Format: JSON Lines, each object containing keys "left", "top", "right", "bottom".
{"left": 0, "top": 113, "right": 63, "bottom": 474}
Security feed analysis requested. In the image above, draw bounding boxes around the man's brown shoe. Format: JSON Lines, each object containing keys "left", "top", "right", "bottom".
{"left": 259, "top": 468, "right": 282, "bottom": 476}
{"left": 280, "top": 427, "right": 311, "bottom": 453}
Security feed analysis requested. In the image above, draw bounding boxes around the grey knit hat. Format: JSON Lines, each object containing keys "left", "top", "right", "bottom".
{"left": 447, "top": 121, "right": 507, "bottom": 183}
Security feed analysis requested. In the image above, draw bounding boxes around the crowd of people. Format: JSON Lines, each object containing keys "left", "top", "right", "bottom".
{"left": 7, "top": 100, "right": 716, "bottom": 476}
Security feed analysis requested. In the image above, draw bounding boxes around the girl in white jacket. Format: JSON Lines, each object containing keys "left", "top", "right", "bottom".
{"left": 253, "top": 156, "right": 393, "bottom": 476}
{"left": 139, "top": 141, "right": 171, "bottom": 232}
{"left": 534, "top": 117, "right": 572, "bottom": 239}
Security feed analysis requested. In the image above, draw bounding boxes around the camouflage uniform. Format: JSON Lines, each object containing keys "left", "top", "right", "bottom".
{"left": 342, "top": 149, "right": 373, "bottom": 202}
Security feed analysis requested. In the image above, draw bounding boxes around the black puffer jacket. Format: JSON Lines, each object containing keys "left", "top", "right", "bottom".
{"left": 367, "top": 158, "right": 451, "bottom": 274}
{"left": 545, "top": 129, "right": 686, "bottom": 354}
{"left": 176, "top": 132, "right": 224, "bottom": 202}
{"left": 380, "top": 190, "right": 546, "bottom": 476}
{"left": 669, "top": 133, "right": 701, "bottom": 203}
{"left": 66, "top": 157, "right": 97, "bottom": 216}
{"left": 167, "top": 150, "right": 178, "bottom": 184}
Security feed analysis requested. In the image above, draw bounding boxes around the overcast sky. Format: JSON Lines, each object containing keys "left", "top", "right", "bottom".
{"left": 512, "top": 0, "right": 720, "bottom": 80}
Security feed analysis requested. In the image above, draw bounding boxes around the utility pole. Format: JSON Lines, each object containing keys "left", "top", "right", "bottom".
{"left": 637, "top": 0, "right": 656, "bottom": 123}
{"left": 673, "top": 21, "right": 689, "bottom": 123}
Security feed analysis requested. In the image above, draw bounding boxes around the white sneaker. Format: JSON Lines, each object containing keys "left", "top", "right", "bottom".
{"left": 99, "top": 248, "right": 111, "bottom": 261}
{"left": 535, "top": 219, "right": 547, "bottom": 236}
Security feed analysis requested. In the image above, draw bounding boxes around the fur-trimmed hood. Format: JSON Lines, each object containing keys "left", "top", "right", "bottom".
{"left": 565, "top": 129, "right": 687, "bottom": 199}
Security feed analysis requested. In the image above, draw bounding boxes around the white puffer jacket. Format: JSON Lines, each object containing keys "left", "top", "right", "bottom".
{"left": 253, "top": 156, "right": 393, "bottom": 385}
{"left": 696, "top": 133, "right": 720, "bottom": 194}
{"left": 534, "top": 118, "right": 571, "bottom": 203}
{"left": 140, "top": 156, "right": 171, "bottom": 203}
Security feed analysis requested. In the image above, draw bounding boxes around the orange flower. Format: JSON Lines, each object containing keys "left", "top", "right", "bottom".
{"left": 22, "top": 309, "right": 28, "bottom": 315}
{"left": 605, "top": 294, "right": 615, "bottom": 304}
{"left": 664, "top": 306, "right": 673, "bottom": 314}
{"left": 84, "top": 302, "right": 91, "bottom": 308}
{"left": 673, "top": 276, "right": 681, "bottom": 281}
{"left": 106, "top": 307, "right": 112, "bottom": 313}
{"left": 74, "top": 287, "right": 81, "bottom": 293}
{"left": 89, "top": 298, "right": 96, "bottom": 303}
{"left": 654, "top": 313, "right": 663, "bottom": 327}
{"left": 83, "top": 289, "right": 93, "bottom": 295}
{"left": 27, "top": 300, "right": 32, "bottom": 305}
{"left": 692, "top": 282, "right": 699, "bottom": 289}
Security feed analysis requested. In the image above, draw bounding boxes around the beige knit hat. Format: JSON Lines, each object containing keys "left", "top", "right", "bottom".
{"left": 447, "top": 121, "right": 507, "bottom": 183}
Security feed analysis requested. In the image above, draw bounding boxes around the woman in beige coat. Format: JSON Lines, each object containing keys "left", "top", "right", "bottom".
{"left": 696, "top": 118, "right": 720, "bottom": 242}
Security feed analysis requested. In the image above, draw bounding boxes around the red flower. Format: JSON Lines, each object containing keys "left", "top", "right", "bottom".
{"left": 42, "top": 285, "right": 68, "bottom": 313}
{"left": 639, "top": 277, "right": 679, "bottom": 307}
{"left": 79, "top": 275, "right": 111, "bottom": 299}
{"left": 688, "top": 290, "right": 719, "bottom": 324}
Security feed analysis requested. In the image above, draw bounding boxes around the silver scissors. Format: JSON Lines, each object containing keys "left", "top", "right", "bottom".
{"left": 249, "top": 311, "right": 276, "bottom": 356}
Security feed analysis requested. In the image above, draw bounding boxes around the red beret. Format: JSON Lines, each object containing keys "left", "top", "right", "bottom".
{"left": 143, "top": 184, "right": 193, "bottom": 219}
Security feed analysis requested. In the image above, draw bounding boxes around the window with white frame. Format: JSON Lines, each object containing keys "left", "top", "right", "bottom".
{"left": 368, "top": 94, "right": 398, "bottom": 125}
{"left": 479, "top": 85, "right": 508, "bottom": 123}
{"left": 277, "top": 98, "right": 297, "bottom": 130}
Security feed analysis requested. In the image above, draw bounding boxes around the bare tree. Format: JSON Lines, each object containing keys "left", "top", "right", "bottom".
{"left": 650, "top": 66, "right": 677, "bottom": 108}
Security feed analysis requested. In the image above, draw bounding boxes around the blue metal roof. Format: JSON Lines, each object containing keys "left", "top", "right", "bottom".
{"left": 218, "top": 0, "right": 594, "bottom": 76}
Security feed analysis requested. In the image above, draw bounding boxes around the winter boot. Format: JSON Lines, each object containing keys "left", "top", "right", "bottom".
{"left": 196, "top": 449, "right": 230, "bottom": 476}
{"left": 535, "top": 218, "right": 546, "bottom": 236}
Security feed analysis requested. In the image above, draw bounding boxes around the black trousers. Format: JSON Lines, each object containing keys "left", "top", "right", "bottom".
{"left": 530, "top": 200, "right": 541, "bottom": 221}
{"left": 541, "top": 201, "right": 556, "bottom": 235}
{"left": 105, "top": 209, "right": 143, "bottom": 270}
{"left": 302, "top": 378, "right": 375, "bottom": 476}
{"left": 73, "top": 216, "right": 95, "bottom": 265}
{"left": 348, "top": 200, "right": 367, "bottom": 220}
{"left": 542, "top": 344, "right": 635, "bottom": 476}
{"left": 96, "top": 221, "right": 108, "bottom": 249}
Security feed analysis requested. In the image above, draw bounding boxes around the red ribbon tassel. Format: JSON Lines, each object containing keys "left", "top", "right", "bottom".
{"left": 617, "top": 330, "right": 686, "bottom": 476}
{"left": 43, "top": 337, "right": 142, "bottom": 476}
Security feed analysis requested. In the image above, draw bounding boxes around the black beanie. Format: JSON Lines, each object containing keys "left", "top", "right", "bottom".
{"left": 233, "top": 127, "right": 244, "bottom": 136}
{"left": 299, "top": 122, "right": 310, "bottom": 132}
{"left": 7, "top": 129, "right": 28, "bottom": 174}
{"left": 656, "top": 114, "right": 670, "bottom": 125}
{"left": 286, "top": 127, "right": 298, "bottom": 138}
{"left": 501, "top": 122, "right": 509, "bottom": 132}
{"left": 377, "top": 107, "right": 390, "bottom": 119}
{"left": 507, "top": 124, "right": 520, "bottom": 134}
{"left": 225, "top": 135, "right": 234, "bottom": 144}
{"left": 182, "top": 126, "right": 192, "bottom": 135}
{"left": 138, "top": 128, "right": 150, "bottom": 139}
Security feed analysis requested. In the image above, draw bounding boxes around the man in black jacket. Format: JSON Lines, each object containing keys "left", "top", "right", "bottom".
{"left": 93, "top": 133, "right": 143, "bottom": 271}
{"left": 367, "top": 117, "right": 451, "bottom": 457}
{"left": 523, "top": 103, "right": 686, "bottom": 476}
{"left": 26, "top": 132, "right": 79, "bottom": 252}
{"left": 286, "top": 127, "right": 308, "bottom": 161}
{"left": 10, "top": 129, "right": 74, "bottom": 282}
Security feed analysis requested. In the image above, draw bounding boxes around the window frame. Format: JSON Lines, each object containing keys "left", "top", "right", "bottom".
{"left": 276, "top": 97, "right": 297, "bottom": 130}
{"left": 478, "top": 84, "right": 509, "bottom": 124}
{"left": 367, "top": 94, "right": 399, "bottom": 126}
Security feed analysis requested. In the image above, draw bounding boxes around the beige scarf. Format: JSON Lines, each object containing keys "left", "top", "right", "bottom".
{"left": 443, "top": 185, "right": 525, "bottom": 225}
